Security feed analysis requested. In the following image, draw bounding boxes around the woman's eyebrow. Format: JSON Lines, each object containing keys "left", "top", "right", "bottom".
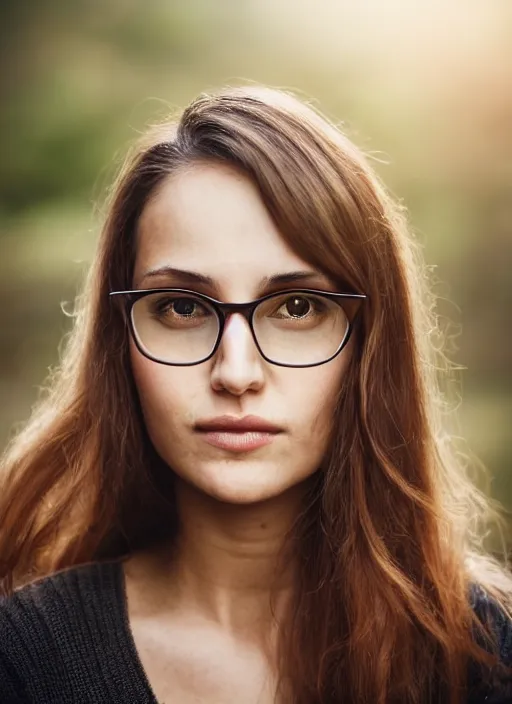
{"left": 260, "top": 271, "right": 333, "bottom": 289}
{"left": 137, "top": 266, "right": 216, "bottom": 289}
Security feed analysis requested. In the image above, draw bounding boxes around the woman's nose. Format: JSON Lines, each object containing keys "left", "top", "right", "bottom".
{"left": 210, "top": 314, "right": 265, "bottom": 396}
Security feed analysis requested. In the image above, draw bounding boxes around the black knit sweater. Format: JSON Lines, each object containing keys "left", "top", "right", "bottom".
{"left": 0, "top": 560, "right": 511, "bottom": 703}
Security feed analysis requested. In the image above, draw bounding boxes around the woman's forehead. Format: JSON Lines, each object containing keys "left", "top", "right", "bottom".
{"left": 134, "top": 163, "right": 332, "bottom": 294}
{"left": 137, "top": 162, "right": 282, "bottom": 253}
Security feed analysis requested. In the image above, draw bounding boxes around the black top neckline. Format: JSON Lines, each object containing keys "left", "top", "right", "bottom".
{"left": 0, "top": 557, "right": 510, "bottom": 703}
{"left": 109, "top": 558, "right": 161, "bottom": 704}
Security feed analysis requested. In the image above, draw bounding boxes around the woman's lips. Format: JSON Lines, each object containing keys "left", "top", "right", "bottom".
{"left": 198, "top": 430, "right": 277, "bottom": 452}
{"left": 194, "top": 415, "right": 283, "bottom": 453}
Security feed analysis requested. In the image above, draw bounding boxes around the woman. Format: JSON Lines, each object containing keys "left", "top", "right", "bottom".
{"left": 0, "top": 86, "right": 511, "bottom": 704}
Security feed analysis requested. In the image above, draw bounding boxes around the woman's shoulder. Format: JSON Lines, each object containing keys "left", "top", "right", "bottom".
{"left": 470, "top": 582, "right": 512, "bottom": 658}
{"left": 0, "top": 560, "right": 128, "bottom": 702}
{"left": 468, "top": 582, "right": 512, "bottom": 703}
{"left": 0, "top": 559, "right": 124, "bottom": 627}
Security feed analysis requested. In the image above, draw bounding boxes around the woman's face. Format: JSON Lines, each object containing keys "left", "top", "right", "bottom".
{"left": 131, "top": 162, "right": 352, "bottom": 504}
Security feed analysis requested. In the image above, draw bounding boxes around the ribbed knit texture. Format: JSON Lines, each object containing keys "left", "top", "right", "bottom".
{"left": 0, "top": 560, "right": 511, "bottom": 703}
{"left": 0, "top": 560, "right": 158, "bottom": 703}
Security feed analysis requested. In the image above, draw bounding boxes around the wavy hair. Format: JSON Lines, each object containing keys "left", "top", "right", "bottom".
{"left": 1, "top": 86, "right": 511, "bottom": 703}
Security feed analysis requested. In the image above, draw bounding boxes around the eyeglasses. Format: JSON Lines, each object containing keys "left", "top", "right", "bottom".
{"left": 109, "top": 288, "right": 366, "bottom": 368}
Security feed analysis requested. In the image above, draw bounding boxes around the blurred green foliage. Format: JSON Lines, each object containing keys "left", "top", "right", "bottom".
{"left": 0, "top": 0, "right": 510, "bottom": 522}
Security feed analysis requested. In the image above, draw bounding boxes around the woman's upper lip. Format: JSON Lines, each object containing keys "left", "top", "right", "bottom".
{"left": 194, "top": 415, "right": 283, "bottom": 433}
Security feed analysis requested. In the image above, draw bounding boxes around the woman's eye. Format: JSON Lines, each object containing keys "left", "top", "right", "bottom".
{"left": 280, "top": 296, "right": 313, "bottom": 318}
{"left": 171, "top": 298, "right": 200, "bottom": 316}
{"left": 154, "top": 297, "right": 206, "bottom": 317}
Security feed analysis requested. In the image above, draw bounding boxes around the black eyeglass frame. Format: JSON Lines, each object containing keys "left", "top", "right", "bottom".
{"left": 109, "top": 287, "right": 367, "bottom": 368}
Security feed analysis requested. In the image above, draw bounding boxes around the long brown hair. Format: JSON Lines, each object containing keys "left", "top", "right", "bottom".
{"left": 1, "top": 86, "right": 511, "bottom": 703}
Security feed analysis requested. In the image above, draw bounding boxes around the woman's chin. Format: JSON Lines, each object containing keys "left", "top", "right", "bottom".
{"left": 178, "top": 460, "right": 306, "bottom": 506}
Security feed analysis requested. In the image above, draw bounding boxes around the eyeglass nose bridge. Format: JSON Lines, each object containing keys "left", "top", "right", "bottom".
{"left": 212, "top": 300, "right": 261, "bottom": 354}
{"left": 214, "top": 300, "right": 259, "bottom": 324}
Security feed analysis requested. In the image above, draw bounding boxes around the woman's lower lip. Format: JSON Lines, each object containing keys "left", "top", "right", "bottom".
{"left": 197, "top": 431, "right": 278, "bottom": 452}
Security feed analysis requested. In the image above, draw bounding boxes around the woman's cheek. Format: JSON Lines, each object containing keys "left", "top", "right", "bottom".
{"left": 291, "top": 352, "right": 348, "bottom": 414}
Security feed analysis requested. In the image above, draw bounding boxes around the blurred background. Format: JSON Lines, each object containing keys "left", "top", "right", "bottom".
{"left": 1, "top": 0, "right": 511, "bottom": 529}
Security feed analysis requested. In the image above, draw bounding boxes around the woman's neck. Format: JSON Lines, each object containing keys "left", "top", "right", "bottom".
{"left": 132, "top": 478, "right": 306, "bottom": 639}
